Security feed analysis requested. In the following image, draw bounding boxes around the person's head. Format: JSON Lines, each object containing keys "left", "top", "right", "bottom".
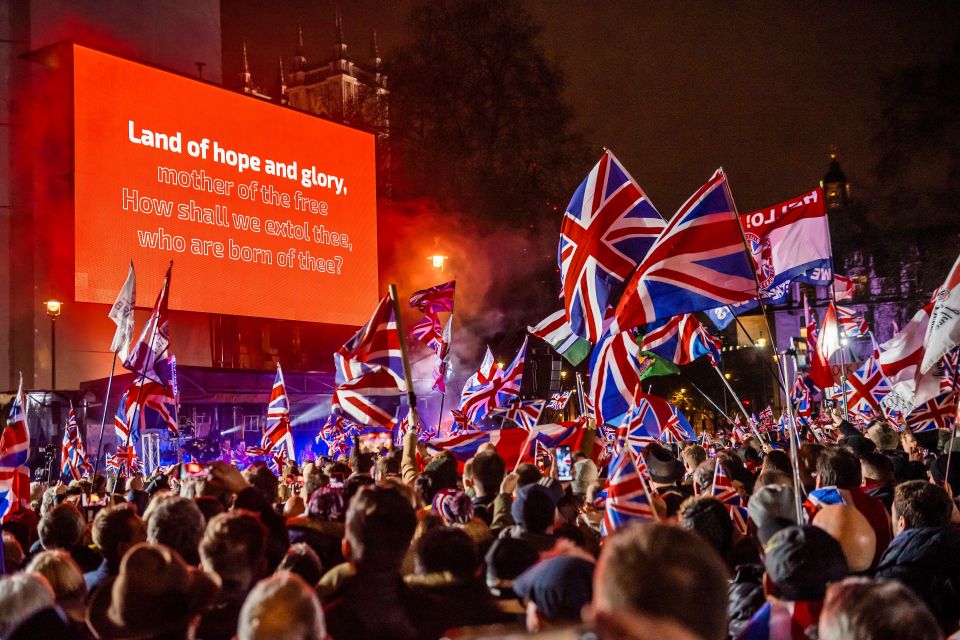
{"left": 892, "top": 479, "right": 953, "bottom": 536}
{"left": 145, "top": 494, "right": 206, "bottom": 565}
{"left": 761, "top": 450, "right": 793, "bottom": 476}
{"left": 276, "top": 543, "right": 323, "bottom": 587}
{"left": 306, "top": 485, "right": 347, "bottom": 522}
{"left": 900, "top": 430, "right": 919, "bottom": 454}
{"left": 691, "top": 459, "right": 717, "bottom": 495}
{"left": 374, "top": 449, "right": 402, "bottom": 482}
{"left": 762, "top": 525, "right": 848, "bottom": 602}
{"left": 301, "top": 463, "right": 327, "bottom": 500}
{"left": 819, "top": 577, "right": 941, "bottom": 640}
{"left": 237, "top": 573, "right": 325, "bottom": 640}
{"left": 24, "top": 550, "right": 86, "bottom": 620}
{"left": 681, "top": 445, "right": 707, "bottom": 474}
{"left": 2, "top": 532, "right": 25, "bottom": 574}
{"left": 812, "top": 505, "right": 876, "bottom": 573}
{"left": 37, "top": 503, "right": 85, "bottom": 551}
{"left": 798, "top": 442, "right": 824, "bottom": 480}
{"left": 413, "top": 526, "right": 480, "bottom": 579}
{"left": 484, "top": 537, "right": 540, "bottom": 598}
{"left": 200, "top": 510, "right": 267, "bottom": 595}
{"left": 642, "top": 444, "right": 686, "bottom": 485}
{"left": 678, "top": 497, "right": 733, "bottom": 561}
{"left": 350, "top": 449, "right": 376, "bottom": 476}
{"left": 244, "top": 463, "right": 280, "bottom": 504}
{"left": 344, "top": 484, "right": 416, "bottom": 572}
{"left": 928, "top": 453, "right": 960, "bottom": 494}
{"left": 860, "top": 451, "right": 895, "bottom": 485}
{"left": 511, "top": 483, "right": 557, "bottom": 535}
{"left": 86, "top": 542, "right": 220, "bottom": 640}
{"left": 592, "top": 524, "right": 728, "bottom": 640}
{"left": 515, "top": 463, "right": 542, "bottom": 488}
{"left": 866, "top": 422, "right": 900, "bottom": 452}
{"left": 471, "top": 451, "right": 506, "bottom": 497}
{"left": 92, "top": 503, "right": 147, "bottom": 569}
{"left": 816, "top": 447, "right": 862, "bottom": 489}
{"left": 0, "top": 572, "right": 55, "bottom": 638}
{"left": 748, "top": 483, "right": 798, "bottom": 543}
{"left": 514, "top": 555, "right": 594, "bottom": 632}
{"left": 755, "top": 469, "right": 794, "bottom": 488}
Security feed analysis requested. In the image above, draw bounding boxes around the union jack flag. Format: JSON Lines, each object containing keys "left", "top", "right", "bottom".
{"left": 614, "top": 400, "right": 658, "bottom": 457}
{"left": 458, "top": 339, "right": 528, "bottom": 423}
{"left": 589, "top": 330, "right": 655, "bottom": 427}
{"left": 335, "top": 295, "right": 405, "bottom": 388}
{"left": 107, "top": 445, "right": 141, "bottom": 477}
{"left": 639, "top": 314, "right": 722, "bottom": 366}
{"left": 831, "top": 358, "right": 890, "bottom": 421}
{"left": 627, "top": 394, "right": 695, "bottom": 448}
{"left": 261, "top": 364, "right": 295, "bottom": 461}
{"left": 907, "top": 392, "right": 957, "bottom": 433}
{"left": 612, "top": 169, "right": 756, "bottom": 333}
{"left": 409, "top": 280, "right": 455, "bottom": 314}
{"left": 941, "top": 349, "right": 959, "bottom": 395}
{"left": 432, "top": 316, "right": 453, "bottom": 393}
{"left": 758, "top": 406, "right": 774, "bottom": 428}
{"left": 1, "top": 374, "right": 30, "bottom": 469}
{"left": 316, "top": 414, "right": 357, "bottom": 458}
{"left": 60, "top": 405, "right": 91, "bottom": 481}
{"left": 268, "top": 447, "right": 289, "bottom": 474}
{"left": 449, "top": 409, "right": 476, "bottom": 434}
{"left": 332, "top": 368, "right": 402, "bottom": 429}
{"left": 426, "top": 422, "right": 583, "bottom": 469}
{"left": 600, "top": 448, "right": 657, "bottom": 536}
{"left": 559, "top": 150, "right": 665, "bottom": 342}
{"left": 410, "top": 313, "right": 443, "bottom": 349}
{"left": 113, "top": 377, "right": 177, "bottom": 453}
{"left": 490, "top": 399, "right": 546, "bottom": 430}
{"left": 791, "top": 375, "right": 813, "bottom": 418}
{"left": 548, "top": 391, "right": 572, "bottom": 411}
{"left": 712, "top": 461, "right": 748, "bottom": 534}
{"left": 837, "top": 305, "right": 869, "bottom": 337}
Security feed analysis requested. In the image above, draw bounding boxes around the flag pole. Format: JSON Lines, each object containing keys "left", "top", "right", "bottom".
{"left": 680, "top": 372, "right": 735, "bottom": 424}
{"left": 942, "top": 366, "right": 960, "bottom": 488}
{"left": 436, "top": 280, "right": 455, "bottom": 432}
{"left": 389, "top": 284, "right": 420, "bottom": 431}
{"left": 778, "top": 350, "right": 806, "bottom": 522}
{"left": 712, "top": 362, "right": 764, "bottom": 443}
{"left": 90, "top": 350, "right": 118, "bottom": 485}
{"left": 575, "top": 372, "right": 587, "bottom": 417}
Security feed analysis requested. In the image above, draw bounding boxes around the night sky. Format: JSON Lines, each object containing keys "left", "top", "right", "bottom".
{"left": 222, "top": 0, "right": 960, "bottom": 213}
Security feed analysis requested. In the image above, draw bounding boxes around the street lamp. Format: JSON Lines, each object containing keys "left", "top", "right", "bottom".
{"left": 45, "top": 300, "right": 62, "bottom": 389}
{"left": 428, "top": 255, "right": 448, "bottom": 271}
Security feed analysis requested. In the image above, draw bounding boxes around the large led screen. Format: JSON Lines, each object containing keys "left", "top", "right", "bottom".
{"left": 73, "top": 45, "right": 378, "bottom": 324}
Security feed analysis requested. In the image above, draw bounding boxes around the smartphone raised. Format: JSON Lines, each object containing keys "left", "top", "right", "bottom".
{"left": 555, "top": 445, "right": 573, "bottom": 481}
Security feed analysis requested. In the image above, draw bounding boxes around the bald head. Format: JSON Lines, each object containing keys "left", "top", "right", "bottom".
{"left": 813, "top": 505, "right": 876, "bottom": 573}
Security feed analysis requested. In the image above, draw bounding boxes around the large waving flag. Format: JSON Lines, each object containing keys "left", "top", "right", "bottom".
{"left": 559, "top": 150, "right": 665, "bottom": 342}
{"left": 589, "top": 330, "right": 655, "bottom": 427}
{"left": 640, "top": 314, "right": 722, "bottom": 366}
{"left": 458, "top": 339, "right": 528, "bottom": 423}
{"left": 332, "top": 368, "right": 403, "bottom": 429}
{"left": 108, "top": 261, "right": 137, "bottom": 361}
{"left": 879, "top": 302, "right": 940, "bottom": 413}
{"left": 335, "top": 295, "right": 405, "bottom": 388}
{"left": 106, "top": 445, "right": 141, "bottom": 477}
{"left": 261, "top": 364, "right": 295, "bottom": 460}
{"left": 831, "top": 357, "right": 890, "bottom": 421}
{"left": 600, "top": 448, "right": 657, "bottom": 536}
{"left": 613, "top": 169, "right": 757, "bottom": 332}
{"left": 922, "top": 253, "right": 960, "bottom": 374}
{"left": 409, "top": 280, "right": 455, "bottom": 314}
{"left": 738, "top": 187, "right": 832, "bottom": 303}
{"left": 528, "top": 309, "right": 592, "bottom": 366}
{"left": 490, "top": 399, "right": 546, "bottom": 430}
{"left": 907, "top": 393, "right": 957, "bottom": 433}
{"left": 837, "top": 305, "right": 869, "bottom": 337}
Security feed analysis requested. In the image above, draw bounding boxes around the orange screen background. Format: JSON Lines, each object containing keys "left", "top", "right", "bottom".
{"left": 73, "top": 45, "right": 378, "bottom": 324}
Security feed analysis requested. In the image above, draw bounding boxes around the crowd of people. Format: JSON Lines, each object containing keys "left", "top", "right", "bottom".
{"left": 1, "top": 410, "right": 959, "bottom": 640}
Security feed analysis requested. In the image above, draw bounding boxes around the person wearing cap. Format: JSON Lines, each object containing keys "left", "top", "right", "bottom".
{"left": 86, "top": 542, "right": 220, "bottom": 640}
{"left": 498, "top": 483, "right": 559, "bottom": 552}
{"left": 735, "top": 525, "right": 849, "bottom": 640}
{"left": 514, "top": 554, "right": 594, "bottom": 632}
{"left": 874, "top": 479, "right": 960, "bottom": 633}
{"left": 804, "top": 447, "right": 892, "bottom": 568}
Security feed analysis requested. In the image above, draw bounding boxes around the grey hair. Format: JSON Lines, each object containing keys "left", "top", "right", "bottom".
{"left": 0, "top": 572, "right": 56, "bottom": 637}
{"left": 238, "top": 573, "right": 326, "bottom": 640}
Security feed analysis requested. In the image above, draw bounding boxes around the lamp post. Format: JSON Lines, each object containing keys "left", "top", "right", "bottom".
{"left": 428, "top": 254, "right": 448, "bottom": 272}
{"left": 45, "top": 300, "right": 61, "bottom": 389}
